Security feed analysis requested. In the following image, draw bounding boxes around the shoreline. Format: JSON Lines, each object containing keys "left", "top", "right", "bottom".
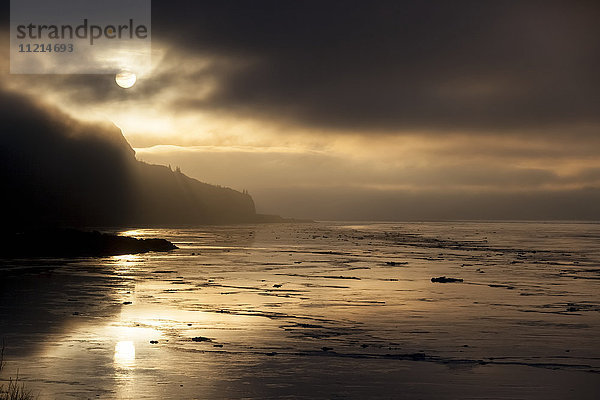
{"left": 0, "top": 228, "right": 178, "bottom": 258}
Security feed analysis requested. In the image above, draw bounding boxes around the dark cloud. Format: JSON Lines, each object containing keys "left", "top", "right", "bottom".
{"left": 151, "top": 1, "right": 600, "bottom": 132}
{"left": 3, "top": 2, "right": 599, "bottom": 134}
{"left": 2, "top": 2, "right": 599, "bottom": 221}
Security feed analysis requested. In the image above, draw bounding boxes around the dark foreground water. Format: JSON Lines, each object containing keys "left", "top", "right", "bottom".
{"left": 1, "top": 222, "right": 599, "bottom": 399}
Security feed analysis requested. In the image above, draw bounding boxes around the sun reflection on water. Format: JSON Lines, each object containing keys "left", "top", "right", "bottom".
{"left": 119, "top": 229, "right": 147, "bottom": 237}
{"left": 114, "top": 341, "right": 136, "bottom": 369}
{"left": 111, "top": 254, "right": 144, "bottom": 275}
{"left": 112, "top": 254, "right": 143, "bottom": 264}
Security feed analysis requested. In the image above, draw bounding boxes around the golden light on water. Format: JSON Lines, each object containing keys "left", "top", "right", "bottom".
{"left": 115, "top": 71, "right": 137, "bottom": 88}
{"left": 114, "top": 341, "right": 136, "bottom": 368}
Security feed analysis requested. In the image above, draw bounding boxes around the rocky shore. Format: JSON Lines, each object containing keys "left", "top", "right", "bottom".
{"left": 0, "top": 228, "right": 177, "bottom": 258}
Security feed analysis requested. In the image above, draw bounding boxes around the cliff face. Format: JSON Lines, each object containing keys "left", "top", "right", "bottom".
{"left": 0, "top": 90, "right": 256, "bottom": 229}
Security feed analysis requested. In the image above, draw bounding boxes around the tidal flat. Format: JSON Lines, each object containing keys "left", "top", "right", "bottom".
{"left": 1, "top": 221, "right": 599, "bottom": 399}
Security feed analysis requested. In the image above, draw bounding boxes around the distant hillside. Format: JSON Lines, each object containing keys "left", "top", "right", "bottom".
{"left": 132, "top": 161, "right": 256, "bottom": 225}
{"left": 0, "top": 89, "right": 257, "bottom": 228}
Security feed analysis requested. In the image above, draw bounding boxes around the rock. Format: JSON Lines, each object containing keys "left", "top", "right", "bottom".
{"left": 150, "top": 340, "right": 158, "bottom": 344}
{"left": 408, "top": 352, "right": 427, "bottom": 360}
{"left": 321, "top": 346, "right": 333, "bottom": 352}
{"left": 273, "top": 284, "right": 283, "bottom": 288}
{"left": 386, "top": 261, "right": 408, "bottom": 266}
{"left": 191, "top": 336, "right": 212, "bottom": 342}
{"left": 123, "top": 301, "right": 132, "bottom": 305}
{"left": 265, "top": 352, "right": 277, "bottom": 356}
{"left": 431, "top": 276, "right": 463, "bottom": 283}
{"left": 0, "top": 228, "right": 178, "bottom": 258}
{"left": 213, "top": 344, "right": 223, "bottom": 348}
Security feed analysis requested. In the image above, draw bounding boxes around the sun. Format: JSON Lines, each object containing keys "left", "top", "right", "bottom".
{"left": 115, "top": 71, "right": 137, "bottom": 89}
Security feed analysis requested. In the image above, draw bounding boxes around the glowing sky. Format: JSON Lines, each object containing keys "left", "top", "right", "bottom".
{"left": 1, "top": 1, "right": 599, "bottom": 219}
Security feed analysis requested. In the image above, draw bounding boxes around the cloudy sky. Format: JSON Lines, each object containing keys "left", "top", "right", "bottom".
{"left": 2, "top": 1, "right": 599, "bottom": 220}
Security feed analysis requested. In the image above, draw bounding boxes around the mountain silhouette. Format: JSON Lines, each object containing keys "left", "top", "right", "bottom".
{"left": 0, "top": 89, "right": 257, "bottom": 229}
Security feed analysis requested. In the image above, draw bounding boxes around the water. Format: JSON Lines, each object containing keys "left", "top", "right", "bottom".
{"left": 1, "top": 221, "right": 599, "bottom": 399}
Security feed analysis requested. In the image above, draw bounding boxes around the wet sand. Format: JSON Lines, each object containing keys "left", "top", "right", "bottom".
{"left": 1, "top": 222, "right": 599, "bottom": 399}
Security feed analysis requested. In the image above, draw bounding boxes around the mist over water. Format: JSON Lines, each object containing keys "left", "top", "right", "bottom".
{"left": 1, "top": 221, "right": 599, "bottom": 399}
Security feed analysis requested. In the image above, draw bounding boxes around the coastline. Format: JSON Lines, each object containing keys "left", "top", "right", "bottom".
{"left": 0, "top": 228, "right": 177, "bottom": 258}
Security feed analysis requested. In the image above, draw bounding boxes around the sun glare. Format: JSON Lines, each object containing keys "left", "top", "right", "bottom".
{"left": 115, "top": 71, "right": 137, "bottom": 88}
{"left": 114, "top": 341, "right": 136, "bottom": 368}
